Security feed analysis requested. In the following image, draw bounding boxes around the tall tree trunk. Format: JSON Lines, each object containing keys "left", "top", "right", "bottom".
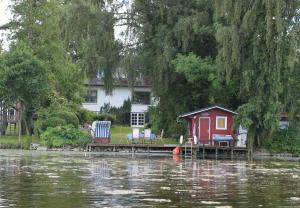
{"left": 23, "top": 109, "right": 30, "bottom": 136}
{"left": 1, "top": 107, "right": 8, "bottom": 136}
{"left": 18, "top": 103, "right": 22, "bottom": 143}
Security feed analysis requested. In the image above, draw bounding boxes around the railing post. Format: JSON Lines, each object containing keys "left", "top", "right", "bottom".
{"left": 231, "top": 141, "right": 234, "bottom": 159}
{"left": 202, "top": 143, "right": 205, "bottom": 159}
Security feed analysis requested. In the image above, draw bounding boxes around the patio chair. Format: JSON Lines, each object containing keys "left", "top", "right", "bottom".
{"left": 92, "top": 121, "right": 111, "bottom": 143}
{"left": 144, "top": 129, "right": 152, "bottom": 144}
{"left": 132, "top": 128, "right": 140, "bottom": 144}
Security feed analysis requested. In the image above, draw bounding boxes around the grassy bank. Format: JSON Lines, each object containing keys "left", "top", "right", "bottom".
{"left": 0, "top": 136, "right": 40, "bottom": 149}
{"left": 0, "top": 125, "right": 178, "bottom": 149}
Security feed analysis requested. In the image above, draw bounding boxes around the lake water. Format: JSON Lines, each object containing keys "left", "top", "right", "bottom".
{"left": 0, "top": 150, "right": 299, "bottom": 208}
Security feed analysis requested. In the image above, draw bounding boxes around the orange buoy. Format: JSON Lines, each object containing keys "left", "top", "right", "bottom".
{"left": 172, "top": 154, "right": 180, "bottom": 162}
{"left": 172, "top": 146, "right": 180, "bottom": 155}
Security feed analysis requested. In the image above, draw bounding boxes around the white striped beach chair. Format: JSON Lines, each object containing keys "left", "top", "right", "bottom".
{"left": 92, "top": 121, "right": 111, "bottom": 143}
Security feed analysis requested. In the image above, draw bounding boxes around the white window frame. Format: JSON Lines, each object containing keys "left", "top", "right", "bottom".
{"left": 131, "top": 113, "right": 138, "bottom": 126}
{"left": 84, "top": 89, "right": 98, "bottom": 104}
{"left": 131, "top": 113, "right": 145, "bottom": 127}
{"left": 216, "top": 116, "right": 227, "bottom": 130}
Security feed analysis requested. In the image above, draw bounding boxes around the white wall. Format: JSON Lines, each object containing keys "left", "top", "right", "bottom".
{"left": 82, "top": 86, "right": 131, "bottom": 112}
{"left": 131, "top": 104, "right": 149, "bottom": 113}
{"left": 134, "top": 87, "right": 151, "bottom": 92}
{"left": 99, "top": 87, "right": 131, "bottom": 108}
{"left": 131, "top": 86, "right": 152, "bottom": 112}
{"left": 82, "top": 86, "right": 152, "bottom": 113}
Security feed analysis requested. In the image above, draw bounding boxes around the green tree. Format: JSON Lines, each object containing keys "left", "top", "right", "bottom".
{"left": 0, "top": 0, "right": 84, "bottom": 137}
{"left": 61, "top": 0, "right": 120, "bottom": 93}
{"left": 129, "top": 0, "right": 217, "bottom": 135}
{"left": 0, "top": 42, "right": 50, "bottom": 137}
{"left": 9, "top": 0, "right": 83, "bottom": 104}
{"left": 215, "top": 0, "right": 300, "bottom": 148}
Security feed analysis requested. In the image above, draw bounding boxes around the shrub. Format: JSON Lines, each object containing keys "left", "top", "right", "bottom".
{"left": 40, "top": 125, "right": 92, "bottom": 148}
{"left": 261, "top": 128, "right": 300, "bottom": 154}
{"left": 40, "top": 127, "right": 64, "bottom": 148}
{"left": 77, "top": 108, "right": 95, "bottom": 124}
{"left": 167, "top": 122, "right": 187, "bottom": 138}
{"left": 77, "top": 131, "right": 93, "bottom": 149}
{"left": 99, "top": 99, "right": 131, "bottom": 125}
{"left": 44, "top": 117, "right": 67, "bottom": 129}
{"left": 34, "top": 105, "right": 80, "bottom": 135}
{"left": 52, "top": 110, "right": 79, "bottom": 127}
{"left": 93, "top": 113, "right": 116, "bottom": 124}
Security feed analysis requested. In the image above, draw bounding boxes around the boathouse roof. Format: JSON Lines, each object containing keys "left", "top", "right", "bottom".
{"left": 178, "top": 106, "right": 238, "bottom": 119}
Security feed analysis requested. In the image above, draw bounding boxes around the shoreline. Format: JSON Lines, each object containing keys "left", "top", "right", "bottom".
{"left": 253, "top": 150, "right": 300, "bottom": 161}
{"left": 0, "top": 147, "right": 300, "bottom": 161}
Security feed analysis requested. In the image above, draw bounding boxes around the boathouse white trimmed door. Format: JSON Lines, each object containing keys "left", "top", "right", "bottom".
{"left": 199, "top": 117, "right": 210, "bottom": 144}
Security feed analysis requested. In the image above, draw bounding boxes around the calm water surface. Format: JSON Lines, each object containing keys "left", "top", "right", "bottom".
{"left": 0, "top": 150, "right": 299, "bottom": 208}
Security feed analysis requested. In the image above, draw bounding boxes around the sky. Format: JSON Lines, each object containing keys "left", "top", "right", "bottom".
{"left": 0, "top": 0, "right": 12, "bottom": 50}
{"left": 0, "top": 0, "right": 127, "bottom": 50}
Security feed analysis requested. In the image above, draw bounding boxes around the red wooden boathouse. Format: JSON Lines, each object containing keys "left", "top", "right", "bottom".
{"left": 178, "top": 106, "right": 238, "bottom": 145}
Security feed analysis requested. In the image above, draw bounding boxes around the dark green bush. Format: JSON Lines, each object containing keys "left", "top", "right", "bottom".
{"left": 167, "top": 122, "right": 187, "bottom": 138}
{"left": 40, "top": 125, "right": 92, "bottom": 148}
{"left": 99, "top": 99, "right": 131, "bottom": 125}
{"left": 77, "top": 131, "right": 93, "bottom": 149}
{"left": 261, "top": 128, "right": 300, "bottom": 154}
{"left": 44, "top": 117, "right": 67, "bottom": 129}
{"left": 77, "top": 108, "right": 95, "bottom": 124}
{"left": 93, "top": 113, "right": 116, "bottom": 124}
{"left": 52, "top": 110, "right": 79, "bottom": 127}
{"left": 34, "top": 105, "right": 80, "bottom": 135}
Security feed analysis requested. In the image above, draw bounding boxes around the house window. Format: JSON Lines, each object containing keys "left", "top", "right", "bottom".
{"left": 85, "top": 90, "right": 97, "bottom": 103}
{"left": 133, "top": 92, "right": 150, "bottom": 105}
{"left": 138, "top": 113, "right": 144, "bottom": 126}
{"left": 131, "top": 113, "right": 145, "bottom": 126}
{"left": 216, "top": 116, "right": 227, "bottom": 130}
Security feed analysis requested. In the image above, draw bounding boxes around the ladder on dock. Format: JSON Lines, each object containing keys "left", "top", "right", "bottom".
{"left": 184, "top": 142, "right": 193, "bottom": 158}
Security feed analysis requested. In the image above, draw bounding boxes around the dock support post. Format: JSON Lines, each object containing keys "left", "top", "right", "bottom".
{"left": 202, "top": 144, "right": 205, "bottom": 159}
{"left": 132, "top": 146, "right": 134, "bottom": 153}
{"left": 215, "top": 147, "right": 218, "bottom": 159}
{"left": 231, "top": 145, "right": 234, "bottom": 159}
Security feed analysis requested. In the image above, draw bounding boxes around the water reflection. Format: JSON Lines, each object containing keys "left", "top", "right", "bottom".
{"left": 0, "top": 151, "right": 299, "bottom": 207}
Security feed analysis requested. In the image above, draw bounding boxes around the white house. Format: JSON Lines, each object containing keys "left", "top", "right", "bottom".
{"left": 82, "top": 78, "right": 154, "bottom": 127}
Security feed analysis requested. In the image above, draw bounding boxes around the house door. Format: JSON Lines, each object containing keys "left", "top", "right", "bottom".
{"left": 199, "top": 117, "right": 210, "bottom": 144}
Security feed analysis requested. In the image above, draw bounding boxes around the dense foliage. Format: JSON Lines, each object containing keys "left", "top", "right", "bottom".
{"left": 0, "top": 0, "right": 299, "bottom": 150}
{"left": 40, "top": 125, "right": 92, "bottom": 148}
{"left": 100, "top": 99, "right": 132, "bottom": 125}
{"left": 61, "top": 0, "right": 120, "bottom": 93}
{"left": 261, "top": 128, "right": 300, "bottom": 154}
{"left": 215, "top": 0, "right": 300, "bottom": 148}
{"left": 34, "top": 105, "right": 79, "bottom": 136}
{"left": 125, "top": 0, "right": 300, "bottom": 146}
{"left": 127, "top": 0, "right": 220, "bottom": 136}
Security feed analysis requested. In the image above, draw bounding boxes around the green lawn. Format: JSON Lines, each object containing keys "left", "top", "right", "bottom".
{"left": 4, "top": 123, "right": 19, "bottom": 136}
{"left": 0, "top": 125, "right": 178, "bottom": 148}
{"left": 110, "top": 125, "right": 178, "bottom": 144}
{"left": 0, "top": 135, "right": 39, "bottom": 149}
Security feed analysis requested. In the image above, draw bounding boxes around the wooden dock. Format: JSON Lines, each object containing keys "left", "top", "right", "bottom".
{"left": 87, "top": 143, "right": 248, "bottom": 159}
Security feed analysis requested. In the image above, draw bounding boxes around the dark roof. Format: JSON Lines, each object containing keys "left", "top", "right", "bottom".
{"left": 178, "top": 106, "right": 238, "bottom": 119}
{"left": 85, "top": 78, "right": 151, "bottom": 87}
